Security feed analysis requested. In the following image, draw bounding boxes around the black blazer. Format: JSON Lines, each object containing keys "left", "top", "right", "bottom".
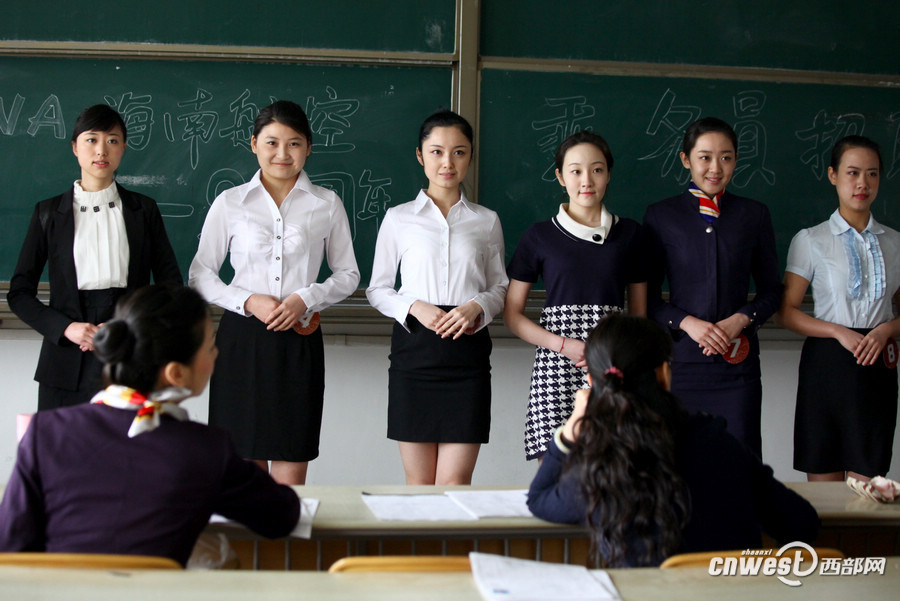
{"left": 7, "top": 184, "right": 183, "bottom": 389}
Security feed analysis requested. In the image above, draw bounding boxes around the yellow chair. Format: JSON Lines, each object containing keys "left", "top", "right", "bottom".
{"left": 660, "top": 547, "right": 845, "bottom": 569}
{"left": 0, "top": 552, "right": 182, "bottom": 570}
{"left": 329, "top": 555, "right": 471, "bottom": 573}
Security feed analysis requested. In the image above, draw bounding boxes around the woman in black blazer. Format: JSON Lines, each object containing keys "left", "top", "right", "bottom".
{"left": 7, "top": 104, "right": 182, "bottom": 410}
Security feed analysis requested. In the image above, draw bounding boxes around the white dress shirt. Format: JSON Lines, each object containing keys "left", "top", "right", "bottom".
{"left": 366, "top": 190, "right": 508, "bottom": 331}
{"left": 189, "top": 170, "right": 360, "bottom": 316}
{"left": 72, "top": 181, "right": 129, "bottom": 290}
{"left": 786, "top": 209, "right": 900, "bottom": 328}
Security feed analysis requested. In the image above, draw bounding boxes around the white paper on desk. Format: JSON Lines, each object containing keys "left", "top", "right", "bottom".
{"left": 445, "top": 489, "right": 531, "bottom": 518}
{"left": 361, "top": 493, "right": 478, "bottom": 521}
{"left": 207, "top": 497, "right": 318, "bottom": 539}
{"left": 469, "top": 552, "right": 621, "bottom": 601}
{"left": 291, "top": 497, "right": 319, "bottom": 539}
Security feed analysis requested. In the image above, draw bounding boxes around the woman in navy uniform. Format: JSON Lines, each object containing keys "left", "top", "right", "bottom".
{"left": 643, "top": 117, "right": 781, "bottom": 457}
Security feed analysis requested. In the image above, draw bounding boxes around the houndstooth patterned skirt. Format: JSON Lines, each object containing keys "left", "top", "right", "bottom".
{"left": 524, "top": 304, "right": 620, "bottom": 459}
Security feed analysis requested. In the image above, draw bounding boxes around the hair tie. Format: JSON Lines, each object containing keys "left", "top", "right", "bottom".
{"left": 604, "top": 366, "right": 624, "bottom": 382}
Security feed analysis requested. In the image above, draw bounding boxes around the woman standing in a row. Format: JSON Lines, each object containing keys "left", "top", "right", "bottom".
{"left": 505, "top": 131, "right": 646, "bottom": 461}
{"left": 643, "top": 117, "right": 781, "bottom": 457}
{"left": 190, "top": 100, "right": 359, "bottom": 485}
{"left": 367, "top": 110, "right": 508, "bottom": 485}
{"left": 781, "top": 135, "right": 900, "bottom": 482}
{"left": 8, "top": 104, "right": 182, "bottom": 410}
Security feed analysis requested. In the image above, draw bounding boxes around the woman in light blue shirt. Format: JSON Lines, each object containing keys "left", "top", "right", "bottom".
{"left": 780, "top": 135, "right": 900, "bottom": 481}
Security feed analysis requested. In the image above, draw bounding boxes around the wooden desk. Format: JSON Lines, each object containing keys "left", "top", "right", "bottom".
{"left": 1, "top": 558, "right": 898, "bottom": 600}
{"left": 785, "top": 482, "right": 900, "bottom": 557}
{"left": 786, "top": 482, "right": 900, "bottom": 526}
{"left": 208, "top": 483, "right": 900, "bottom": 569}
{"left": 209, "top": 485, "right": 589, "bottom": 570}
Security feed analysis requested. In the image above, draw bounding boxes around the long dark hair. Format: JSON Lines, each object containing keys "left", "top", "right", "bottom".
{"left": 567, "top": 314, "right": 690, "bottom": 567}
{"left": 93, "top": 285, "right": 209, "bottom": 393}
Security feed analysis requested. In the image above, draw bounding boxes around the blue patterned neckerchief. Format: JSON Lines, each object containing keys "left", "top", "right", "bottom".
{"left": 688, "top": 182, "right": 722, "bottom": 225}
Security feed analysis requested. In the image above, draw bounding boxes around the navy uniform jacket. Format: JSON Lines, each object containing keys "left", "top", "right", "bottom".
{"left": 0, "top": 403, "right": 300, "bottom": 566}
{"left": 642, "top": 190, "right": 782, "bottom": 366}
{"left": 527, "top": 414, "right": 820, "bottom": 567}
{"left": 7, "top": 185, "right": 183, "bottom": 391}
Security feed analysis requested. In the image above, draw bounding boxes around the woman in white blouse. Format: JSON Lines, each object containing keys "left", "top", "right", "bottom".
{"left": 366, "top": 110, "right": 508, "bottom": 485}
{"left": 8, "top": 104, "right": 182, "bottom": 410}
{"left": 780, "top": 135, "right": 900, "bottom": 481}
{"left": 190, "top": 100, "right": 359, "bottom": 485}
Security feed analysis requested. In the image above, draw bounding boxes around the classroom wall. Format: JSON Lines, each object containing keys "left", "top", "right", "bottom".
{"left": 2, "top": 330, "right": 898, "bottom": 486}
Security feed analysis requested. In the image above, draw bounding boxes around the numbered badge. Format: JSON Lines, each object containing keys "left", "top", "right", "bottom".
{"left": 723, "top": 334, "right": 750, "bottom": 364}
{"left": 883, "top": 338, "right": 898, "bottom": 369}
{"left": 292, "top": 312, "right": 320, "bottom": 335}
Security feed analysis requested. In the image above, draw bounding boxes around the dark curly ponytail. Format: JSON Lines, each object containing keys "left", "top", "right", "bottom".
{"left": 567, "top": 314, "right": 691, "bottom": 567}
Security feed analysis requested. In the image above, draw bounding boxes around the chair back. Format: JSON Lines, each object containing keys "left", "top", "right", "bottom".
{"left": 660, "top": 547, "right": 845, "bottom": 569}
{"left": 329, "top": 555, "right": 471, "bottom": 573}
{"left": 0, "top": 552, "right": 182, "bottom": 570}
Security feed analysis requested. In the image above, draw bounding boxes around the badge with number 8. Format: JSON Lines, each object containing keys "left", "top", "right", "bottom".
{"left": 883, "top": 339, "right": 898, "bottom": 369}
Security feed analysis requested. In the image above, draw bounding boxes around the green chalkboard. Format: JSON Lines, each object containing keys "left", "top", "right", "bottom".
{"left": 478, "top": 69, "right": 900, "bottom": 274}
{"left": 0, "top": 57, "right": 452, "bottom": 284}
{"left": 1, "top": 0, "right": 456, "bottom": 54}
{"left": 481, "top": 0, "right": 899, "bottom": 75}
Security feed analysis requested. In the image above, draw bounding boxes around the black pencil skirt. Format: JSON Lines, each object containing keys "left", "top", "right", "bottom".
{"left": 387, "top": 312, "right": 492, "bottom": 444}
{"left": 209, "top": 310, "right": 325, "bottom": 462}
{"left": 793, "top": 333, "right": 898, "bottom": 476}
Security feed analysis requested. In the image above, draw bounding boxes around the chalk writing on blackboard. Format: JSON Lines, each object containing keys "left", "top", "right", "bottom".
{"left": 531, "top": 96, "right": 596, "bottom": 182}
{"left": 795, "top": 110, "right": 866, "bottom": 180}
{"left": 1, "top": 87, "right": 398, "bottom": 240}
{"left": 639, "top": 89, "right": 700, "bottom": 186}
{"left": 107, "top": 92, "right": 154, "bottom": 151}
{"left": 732, "top": 90, "right": 775, "bottom": 187}
{"left": 0, "top": 94, "right": 66, "bottom": 139}
{"left": 306, "top": 86, "right": 360, "bottom": 154}
{"left": 219, "top": 89, "right": 258, "bottom": 152}
{"left": 640, "top": 88, "right": 779, "bottom": 189}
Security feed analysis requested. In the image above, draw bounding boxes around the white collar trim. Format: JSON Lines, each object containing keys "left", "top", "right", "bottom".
{"left": 555, "top": 203, "right": 615, "bottom": 244}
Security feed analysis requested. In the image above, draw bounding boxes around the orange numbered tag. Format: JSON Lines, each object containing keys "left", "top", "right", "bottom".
{"left": 723, "top": 334, "right": 750, "bottom": 364}
{"left": 883, "top": 339, "right": 898, "bottom": 369}
{"left": 292, "top": 312, "right": 320, "bottom": 335}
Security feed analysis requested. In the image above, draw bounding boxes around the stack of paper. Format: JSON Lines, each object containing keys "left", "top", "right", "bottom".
{"left": 469, "top": 552, "right": 621, "bottom": 601}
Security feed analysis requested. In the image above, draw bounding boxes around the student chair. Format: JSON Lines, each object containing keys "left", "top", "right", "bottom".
{"left": 660, "top": 547, "right": 845, "bottom": 569}
{"left": 328, "top": 555, "right": 472, "bottom": 573}
{"left": 0, "top": 552, "right": 182, "bottom": 570}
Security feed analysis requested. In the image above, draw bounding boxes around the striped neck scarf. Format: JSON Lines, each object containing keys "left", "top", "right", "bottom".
{"left": 91, "top": 385, "right": 191, "bottom": 437}
{"left": 688, "top": 182, "right": 722, "bottom": 224}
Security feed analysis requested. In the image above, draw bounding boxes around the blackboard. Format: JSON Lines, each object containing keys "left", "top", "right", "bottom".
{"left": 0, "top": 57, "right": 452, "bottom": 284}
{"left": 481, "top": 0, "right": 898, "bottom": 75}
{"left": 1, "top": 0, "right": 456, "bottom": 54}
{"left": 478, "top": 69, "right": 900, "bottom": 272}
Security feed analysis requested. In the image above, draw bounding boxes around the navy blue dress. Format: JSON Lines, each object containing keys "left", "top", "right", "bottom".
{"left": 507, "top": 216, "right": 645, "bottom": 459}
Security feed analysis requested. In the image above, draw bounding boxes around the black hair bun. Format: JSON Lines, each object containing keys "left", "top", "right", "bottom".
{"left": 93, "top": 320, "right": 136, "bottom": 364}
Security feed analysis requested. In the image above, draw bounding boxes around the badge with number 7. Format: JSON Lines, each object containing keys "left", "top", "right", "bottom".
{"left": 723, "top": 334, "right": 750, "bottom": 364}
